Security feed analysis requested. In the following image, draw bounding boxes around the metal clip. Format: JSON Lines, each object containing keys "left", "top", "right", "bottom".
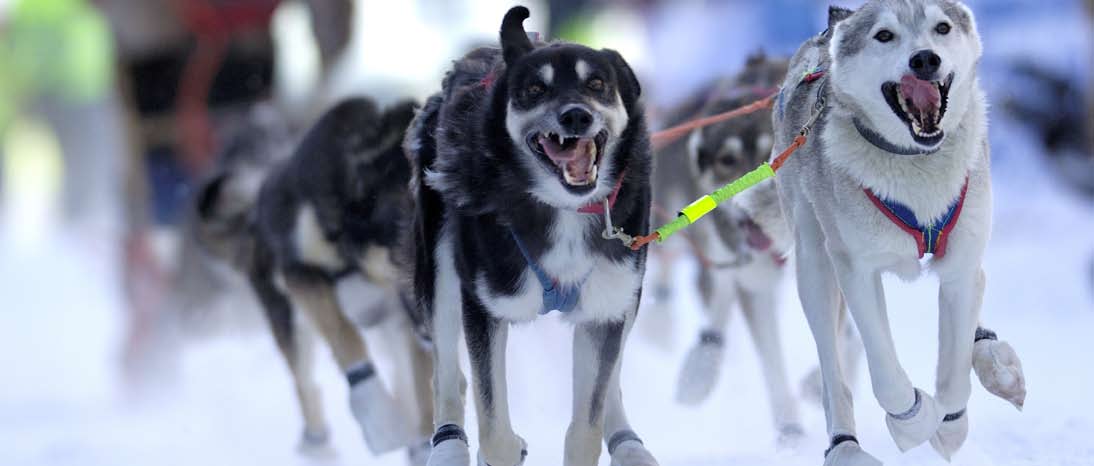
{"left": 600, "top": 199, "right": 635, "bottom": 248}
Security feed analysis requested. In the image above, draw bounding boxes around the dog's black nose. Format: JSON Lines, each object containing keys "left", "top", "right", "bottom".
{"left": 909, "top": 50, "right": 942, "bottom": 80}
{"left": 558, "top": 107, "right": 594, "bottom": 134}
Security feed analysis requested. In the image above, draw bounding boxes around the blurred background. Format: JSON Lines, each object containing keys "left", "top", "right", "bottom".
{"left": 0, "top": 1, "right": 1091, "bottom": 465}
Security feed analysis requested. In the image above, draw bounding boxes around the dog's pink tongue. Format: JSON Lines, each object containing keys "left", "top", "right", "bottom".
{"left": 900, "top": 75, "right": 941, "bottom": 113}
{"left": 538, "top": 136, "right": 596, "bottom": 182}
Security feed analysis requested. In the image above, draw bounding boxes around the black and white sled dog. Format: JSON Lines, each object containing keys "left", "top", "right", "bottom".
{"left": 404, "top": 6, "right": 657, "bottom": 466}
{"left": 193, "top": 97, "right": 434, "bottom": 463}
{"left": 750, "top": 2, "right": 1027, "bottom": 464}
{"left": 651, "top": 55, "right": 814, "bottom": 449}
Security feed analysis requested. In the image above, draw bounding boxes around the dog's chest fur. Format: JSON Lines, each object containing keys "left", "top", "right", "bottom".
{"left": 472, "top": 210, "right": 642, "bottom": 324}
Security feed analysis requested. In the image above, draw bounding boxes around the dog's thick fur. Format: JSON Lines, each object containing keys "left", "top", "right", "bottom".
{"left": 404, "top": 7, "right": 657, "bottom": 466}
{"left": 757, "top": 2, "right": 1025, "bottom": 464}
{"left": 193, "top": 97, "right": 433, "bottom": 460}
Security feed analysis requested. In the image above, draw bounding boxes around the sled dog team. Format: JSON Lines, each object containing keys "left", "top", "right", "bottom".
{"left": 192, "top": 2, "right": 1027, "bottom": 465}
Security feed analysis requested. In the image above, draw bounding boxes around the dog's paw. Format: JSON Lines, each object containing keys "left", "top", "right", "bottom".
{"left": 347, "top": 366, "right": 415, "bottom": 454}
{"left": 800, "top": 367, "right": 825, "bottom": 406}
{"left": 407, "top": 437, "right": 432, "bottom": 466}
{"left": 884, "top": 389, "right": 944, "bottom": 452}
{"left": 428, "top": 425, "right": 471, "bottom": 466}
{"left": 824, "top": 441, "right": 882, "bottom": 466}
{"left": 477, "top": 434, "right": 527, "bottom": 466}
{"left": 776, "top": 423, "right": 806, "bottom": 452}
{"left": 929, "top": 410, "right": 969, "bottom": 462}
{"left": 973, "top": 338, "right": 1026, "bottom": 410}
{"left": 296, "top": 426, "right": 336, "bottom": 458}
{"left": 610, "top": 440, "right": 659, "bottom": 466}
{"left": 675, "top": 331, "right": 725, "bottom": 405}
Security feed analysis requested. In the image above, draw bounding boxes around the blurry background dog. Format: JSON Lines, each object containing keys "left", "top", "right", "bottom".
{"left": 191, "top": 97, "right": 433, "bottom": 464}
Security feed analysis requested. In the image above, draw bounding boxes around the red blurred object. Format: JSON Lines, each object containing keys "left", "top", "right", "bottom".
{"left": 170, "top": 0, "right": 280, "bottom": 175}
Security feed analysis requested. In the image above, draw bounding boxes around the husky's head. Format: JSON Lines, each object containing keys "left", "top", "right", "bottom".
{"left": 688, "top": 102, "right": 775, "bottom": 192}
{"left": 828, "top": 0, "right": 981, "bottom": 154}
{"left": 500, "top": 6, "right": 641, "bottom": 208}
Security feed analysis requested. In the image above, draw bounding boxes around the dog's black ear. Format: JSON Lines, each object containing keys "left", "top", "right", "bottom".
{"left": 500, "top": 6, "right": 534, "bottom": 66}
{"left": 196, "top": 172, "right": 231, "bottom": 222}
{"left": 828, "top": 6, "right": 855, "bottom": 29}
{"left": 602, "top": 49, "right": 641, "bottom": 101}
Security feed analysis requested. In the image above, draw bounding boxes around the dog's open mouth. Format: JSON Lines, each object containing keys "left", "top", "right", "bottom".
{"left": 528, "top": 130, "right": 608, "bottom": 188}
{"left": 882, "top": 72, "right": 953, "bottom": 146}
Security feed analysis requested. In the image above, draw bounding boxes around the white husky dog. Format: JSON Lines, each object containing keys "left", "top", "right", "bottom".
{"left": 747, "top": 1, "right": 1027, "bottom": 464}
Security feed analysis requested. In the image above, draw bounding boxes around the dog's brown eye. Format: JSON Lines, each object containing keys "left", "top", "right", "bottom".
{"left": 526, "top": 83, "right": 544, "bottom": 97}
{"left": 935, "top": 22, "right": 951, "bottom": 35}
{"left": 587, "top": 78, "right": 605, "bottom": 91}
{"left": 874, "top": 29, "right": 894, "bottom": 43}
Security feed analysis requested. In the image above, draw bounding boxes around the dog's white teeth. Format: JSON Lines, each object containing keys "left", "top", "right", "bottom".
{"left": 589, "top": 164, "right": 598, "bottom": 180}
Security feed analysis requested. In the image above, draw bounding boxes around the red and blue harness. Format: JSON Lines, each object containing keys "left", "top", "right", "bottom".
{"left": 863, "top": 179, "right": 968, "bottom": 259}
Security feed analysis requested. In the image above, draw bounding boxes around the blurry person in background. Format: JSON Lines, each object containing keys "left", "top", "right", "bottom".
{"left": 93, "top": 0, "right": 355, "bottom": 383}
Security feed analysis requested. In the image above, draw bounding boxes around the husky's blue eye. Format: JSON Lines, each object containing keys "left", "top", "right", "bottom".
{"left": 874, "top": 29, "right": 894, "bottom": 43}
{"left": 935, "top": 22, "right": 951, "bottom": 35}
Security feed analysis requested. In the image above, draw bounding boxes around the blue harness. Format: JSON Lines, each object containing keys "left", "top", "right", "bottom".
{"left": 509, "top": 229, "right": 585, "bottom": 314}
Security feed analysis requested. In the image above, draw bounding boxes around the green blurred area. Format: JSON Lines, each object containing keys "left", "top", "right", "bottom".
{"left": 0, "top": 0, "right": 115, "bottom": 131}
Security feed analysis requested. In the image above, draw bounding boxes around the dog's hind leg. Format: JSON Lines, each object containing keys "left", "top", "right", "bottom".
{"left": 675, "top": 268, "right": 735, "bottom": 405}
{"left": 284, "top": 269, "right": 413, "bottom": 455}
{"left": 831, "top": 257, "right": 943, "bottom": 453}
{"left": 464, "top": 296, "right": 525, "bottom": 466}
{"left": 407, "top": 322, "right": 436, "bottom": 466}
{"left": 739, "top": 286, "right": 803, "bottom": 450}
{"left": 928, "top": 267, "right": 983, "bottom": 460}
{"left": 248, "top": 272, "right": 329, "bottom": 453}
{"left": 600, "top": 310, "right": 659, "bottom": 466}
{"left": 793, "top": 210, "right": 879, "bottom": 466}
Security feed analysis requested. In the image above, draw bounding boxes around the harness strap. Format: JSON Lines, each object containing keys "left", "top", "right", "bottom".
{"left": 864, "top": 178, "right": 968, "bottom": 258}
{"left": 510, "top": 229, "right": 583, "bottom": 315}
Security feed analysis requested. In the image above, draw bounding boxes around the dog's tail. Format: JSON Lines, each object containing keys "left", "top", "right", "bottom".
{"left": 401, "top": 94, "right": 446, "bottom": 341}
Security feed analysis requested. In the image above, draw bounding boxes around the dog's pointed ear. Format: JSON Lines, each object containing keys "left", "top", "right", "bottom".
{"left": 500, "top": 6, "right": 534, "bottom": 66}
{"left": 828, "top": 6, "right": 855, "bottom": 29}
{"left": 602, "top": 49, "right": 641, "bottom": 101}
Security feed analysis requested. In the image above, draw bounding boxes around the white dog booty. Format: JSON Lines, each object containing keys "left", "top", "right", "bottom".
{"left": 609, "top": 430, "right": 659, "bottom": 466}
{"left": 930, "top": 408, "right": 969, "bottom": 461}
{"left": 428, "top": 424, "right": 471, "bottom": 466}
{"left": 885, "top": 388, "right": 944, "bottom": 452}
{"left": 676, "top": 329, "right": 725, "bottom": 405}
{"left": 346, "top": 362, "right": 415, "bottom": 454}
{"left": 824, "top": 436, "right": 882, "bottom": 466}
{"left": 973, "top": 328, "right": 1026, "bottom": 410}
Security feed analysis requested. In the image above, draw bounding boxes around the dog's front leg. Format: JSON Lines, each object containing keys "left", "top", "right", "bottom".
{"left": 599, "top": 310, "right": 659, "bottom": 466}
{"left": 832, "top": 257, "right": 943, "bottom": 452}
{"left": 676, "top": 268, "right": 736, "bottom": 405}
{"left": 426, "top": 240, "right": 470, "bottom": 466}
{"left": 567, "top": 319, "right": 624, "bottom": 466}
{"left": 928, "top": 268, "right": 983, "bottom": 460}
{"left": 464, "top": 297, "right": 524, "bottom": 466}
{"left": 739, "top": 286, "right": 804, "bottom": 449}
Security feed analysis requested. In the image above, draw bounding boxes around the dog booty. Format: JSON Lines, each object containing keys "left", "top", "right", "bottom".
{"left": 609, "top": 431, "right": 658, "bottom": 466}
{"left": 884, "top": 388, "right": 943, "bottom": 452}
{"left": 476, "top": 435, "right": 527, "bottom": 466}
{"left": 973, "top": 335, "right": 1026, "bottom": 410}
{"left": 675, "top": 330, "right": 725, "bottom": 405}
{"left": 346, "top": 362, "right": 415, "bottom": 454}
{"left": 930, "top": 409, "right": 969, "bottom": 461}
{"left": 429, "top": 425, "right": 471, "bottom": 466}
{"left": 824, "top": 440, "right": 881, "bottom": 466}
